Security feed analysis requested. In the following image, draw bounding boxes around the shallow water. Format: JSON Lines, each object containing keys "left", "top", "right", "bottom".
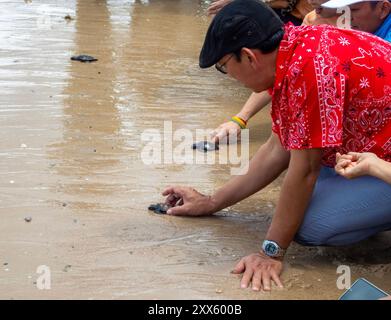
{"left": 0, "top": 0, "right": 390, "bottom": 299}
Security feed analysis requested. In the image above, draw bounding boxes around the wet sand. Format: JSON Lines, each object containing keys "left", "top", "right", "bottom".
{"left": 0, "top": 0, "right": 390, "bottom": 299}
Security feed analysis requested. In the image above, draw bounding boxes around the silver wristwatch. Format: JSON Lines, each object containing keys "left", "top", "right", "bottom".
{"left": 262, "top": 240, "right": 286, "bottom": 258}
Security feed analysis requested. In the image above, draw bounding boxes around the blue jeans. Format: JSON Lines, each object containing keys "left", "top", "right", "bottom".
{"left": 295, "top": 166, "right": 391, "bottom": 246}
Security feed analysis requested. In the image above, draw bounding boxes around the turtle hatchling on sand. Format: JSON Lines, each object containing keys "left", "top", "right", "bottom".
{"left": 192, "top": 141, "right": 219, "bottom": 152}
{"left": 148, "top": 203, "right": 169, "bottom": 214}
{"left": 71, "top": 55, "right": 98, "bottom": 63}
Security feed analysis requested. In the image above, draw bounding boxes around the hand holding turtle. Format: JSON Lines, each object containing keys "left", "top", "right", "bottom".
{"left": 162, "top": 186, "right": 217, "bottom": 216}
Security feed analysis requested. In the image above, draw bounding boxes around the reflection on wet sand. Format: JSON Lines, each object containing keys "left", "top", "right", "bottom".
{"left": 50, "top": 0, "right": 125, "bottom": 204}
{"left": 0, "top": 0, "right": 390, "bottom": 299}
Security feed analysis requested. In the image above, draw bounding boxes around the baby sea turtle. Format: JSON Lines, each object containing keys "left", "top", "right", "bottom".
{"left": 148, "top": 203, "right": 169, "bottom": 214}
{"left": 192, "top": 141, "right": 219, "bottom": 152}
{"left": 71, "top": 55, "right": 98, "bottom": 63}
{"left": 64, "top": 14, "right": 74, "bottom": 21}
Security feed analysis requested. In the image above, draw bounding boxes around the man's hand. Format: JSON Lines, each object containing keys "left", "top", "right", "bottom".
{"left": 232, "top": 252, "right": 284, "bottom": 291}
{"left": 211, "top": 121, "right": 241, "bottom": 144}
{"left": 207, "top": 0, "right": 290, "bottom": 15}
{"left": 207, "top": 0, "right": 291, "bottom": 16}
{"left": 162, "top": 186, "right": 217, "bottom": 216}
{"left": 207, "top": 0, "right": 233, "bottom": 15}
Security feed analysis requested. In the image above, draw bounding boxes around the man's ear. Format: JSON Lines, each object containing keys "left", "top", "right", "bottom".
{"left": 241, "top": 48, "right": 258, "bottom": 68}
{"left": 379, "top": 0, "right": 391, "bottom": 20}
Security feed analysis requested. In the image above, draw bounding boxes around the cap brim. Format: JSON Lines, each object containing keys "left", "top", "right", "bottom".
{"left": 199, "top": 59, "right": 219, "bottom": 69}
{"left": 199, "top": 41, "right": 223, "bottom": 69}
{"left": 199, "top": 16, "right": 225, "bottom": 69}
{"left": 322, "top": 0, "right": 362, "bottom": 8}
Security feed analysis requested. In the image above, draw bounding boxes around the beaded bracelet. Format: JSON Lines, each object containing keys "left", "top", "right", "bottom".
{"left": 231, "top": 116, "right": 247, "bottom": 129}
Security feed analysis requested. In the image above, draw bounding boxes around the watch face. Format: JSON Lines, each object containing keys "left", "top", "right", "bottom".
{"left": 265, "top": 243, "right": 278, "bottom": 255}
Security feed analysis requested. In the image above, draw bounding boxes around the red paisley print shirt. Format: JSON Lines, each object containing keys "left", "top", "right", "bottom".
{"left": 271, "top": 24, "right": 391, "bottom": 167}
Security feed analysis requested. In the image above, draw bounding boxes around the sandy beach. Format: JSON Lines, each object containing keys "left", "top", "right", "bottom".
{"left": 0, "top": 0, "right": 390, "bottom": 300}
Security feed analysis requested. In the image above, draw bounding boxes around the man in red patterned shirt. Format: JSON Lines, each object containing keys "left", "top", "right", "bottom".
{"left": 163, "top": 0, "right": 391, "bottom": 291}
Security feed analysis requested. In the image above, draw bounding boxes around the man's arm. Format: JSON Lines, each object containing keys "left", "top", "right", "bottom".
{"left": 211, "top": 91, "right": 272, "bottom": 143}
{"left": 236, "top": 91, "right": 272, "bottom": 123}
{"left": 211, "top": 131, "right": 289, "bottom": 211}
{"left": 163, "top": 132, "right": 290, "bottom": 215}
{"left": 266, "top": 148, "right": 323, "bottom": 248}
{"left": 232, "top": 148, "right": 323, "bottom": 291}
{"left": 371, "top": 158, "right": 391, "bottom": 184}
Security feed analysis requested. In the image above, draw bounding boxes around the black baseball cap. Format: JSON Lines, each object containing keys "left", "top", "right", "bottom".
{"left": 199, "top": 0, "right": 284, "bottom": 68}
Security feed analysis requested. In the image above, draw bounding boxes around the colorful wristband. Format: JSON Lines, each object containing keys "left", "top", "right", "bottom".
{"left": 231, "top": 116, "right": 247, "bottom": 129}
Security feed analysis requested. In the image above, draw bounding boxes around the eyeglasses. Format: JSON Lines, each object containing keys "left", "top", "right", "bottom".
{"left": 215, "top": 54, "right": 234, "bottom": 74}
